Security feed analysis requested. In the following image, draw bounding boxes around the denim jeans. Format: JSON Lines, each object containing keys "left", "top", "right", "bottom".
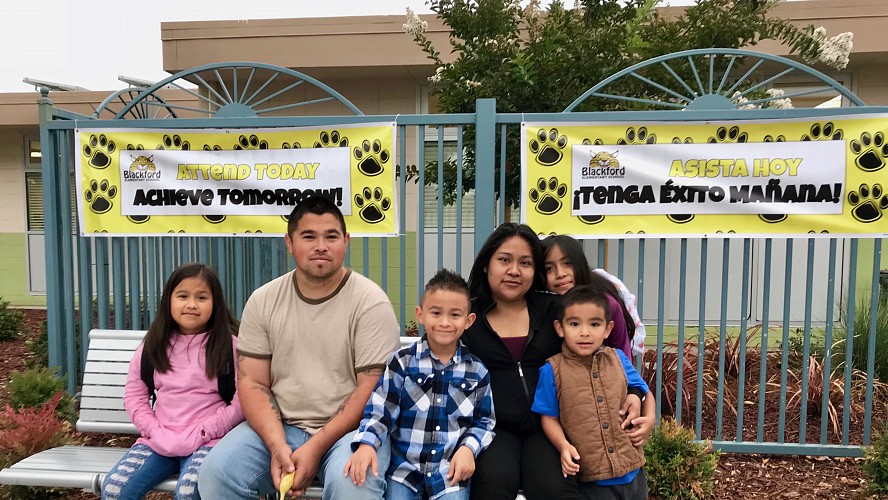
{"left": 198, "top": 421, "right": 391, "bottom": 500}
{"left": 385, "top": 479, "right": 469, "bottom": 500}
{"left": 101, "top": 443, "right": 210, "bottom": 500}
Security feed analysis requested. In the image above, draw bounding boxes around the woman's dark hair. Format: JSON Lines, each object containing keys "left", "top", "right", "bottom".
{"left": 542, "top": 234, "right": 635, "bottom": 342}
{"left": 143, "top": 263, "right": 239, "bottom": 379}
{"left": 468, "top": 222, "right": 545, "bottom": 309}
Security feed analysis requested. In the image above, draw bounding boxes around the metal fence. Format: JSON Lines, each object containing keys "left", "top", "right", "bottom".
{"left": 39, "top": 53, "right": 887, "bottom": 457}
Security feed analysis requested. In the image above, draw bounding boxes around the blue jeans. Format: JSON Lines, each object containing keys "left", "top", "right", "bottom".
{"left": 385, "top": 479, "right": 469, "bottom": 500}
{"left": 101, "top": 443, "right": 210, "bottom": 500}
{"left": 198, "top": 421, "right": 391, "bottom": 500}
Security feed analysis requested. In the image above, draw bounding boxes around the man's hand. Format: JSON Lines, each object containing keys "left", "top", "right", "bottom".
{"left": 620, "top": 393, "right": 642, "bottom": 428}
{"left": 558, "top": 444, "right": 581, "bottom": 478}
{"left": 447, "top": 446, "right": 476, "bottom": 486}
{"left": 344, "top": 444, "right": 378, "bottom": 487}
{"left": 270, "top": 443, "right": 295, "bottom": 492}
{"left": 288, "top": 440, "right": 324, "bottom": 496}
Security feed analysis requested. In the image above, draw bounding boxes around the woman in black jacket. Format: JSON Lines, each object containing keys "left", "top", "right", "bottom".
{"left": 460, "top": 222, "right": 577, "bottom": 500}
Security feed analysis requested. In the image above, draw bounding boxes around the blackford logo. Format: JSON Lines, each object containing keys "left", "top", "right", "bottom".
{"left": 124, "top": 155, "right": 161, "bottom": 181}
{"left": 582, "top": 150, "right": 625, "bottom": 180}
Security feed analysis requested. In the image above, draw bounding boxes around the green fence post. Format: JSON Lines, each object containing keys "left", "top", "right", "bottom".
{"left": 474, "top": 98, "right": 496, "bottom": 253}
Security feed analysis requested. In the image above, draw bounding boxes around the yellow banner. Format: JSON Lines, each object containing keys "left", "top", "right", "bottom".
{"left": 521, "top": 116, "right": 888, "bottom": 237}
{"left": 75, "top": 124, "right": 398, "bottom": 236}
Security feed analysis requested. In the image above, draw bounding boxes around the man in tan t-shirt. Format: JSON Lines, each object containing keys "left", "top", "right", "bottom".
{"left": 199, "top": 196, "right": 399, "bottom": 500}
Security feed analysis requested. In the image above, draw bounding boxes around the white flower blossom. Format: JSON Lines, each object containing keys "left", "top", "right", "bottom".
{"left": 403, "top": 7, "right": 428, "bottom": 37}
{"left": 428, "top": 66, "right": 445, "bottom": 84}
{"left": 811, "top": 27, "right": 853, "bottom": 70}
{"left": 465, "top": 79, "right": 482, "bottom": 88}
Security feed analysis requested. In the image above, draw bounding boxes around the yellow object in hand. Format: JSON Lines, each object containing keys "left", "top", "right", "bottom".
{"left": 279, "top": 471, "right": 295, "bottom": 499}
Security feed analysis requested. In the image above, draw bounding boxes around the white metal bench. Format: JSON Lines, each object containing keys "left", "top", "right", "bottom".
{"left": 0, "top": 329, "right": 420, "bottom": 497}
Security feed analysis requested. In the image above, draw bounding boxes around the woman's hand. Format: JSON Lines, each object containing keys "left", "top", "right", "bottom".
{"left": 620, "top": 393, "right": 642, "bottom": 427}
{"left": 626, "top": 413, "right": 655, "bottom": 447}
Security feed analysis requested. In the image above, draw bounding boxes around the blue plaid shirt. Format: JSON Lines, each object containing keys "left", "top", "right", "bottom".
{"left": 352, "top": 337, "right": 495, "bottom": 499}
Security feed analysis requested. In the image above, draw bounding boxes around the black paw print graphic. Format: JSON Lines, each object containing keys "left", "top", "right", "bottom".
{"left": 203, "top": 215, "right": 227, "bottom": 224}
{"left": 125, "top": 143, "right": 144, "bottom": 151}
{"left": 354, "top": 187, "right": 391, "bottom": 223}
{"left": 801, "top": 122, "right": 843, "bottom": 141}
{"left": 353, "top": 140, "right": 390, "bottom": 177}
{"left": 667, "top": 214, "right": 694, "bottom": 224}
{"left": 84, "top": 179, "right": 117, "bottom": 214}
{"left": 707, "top": 126, "right": 748, "bottom": 144}
{"left": 281, "top": 141, "right": 301, "bottom": 149}
{"left": 849, "top": 131, "right": 888, "bottom": 172}
{"left": 528, "top": 177, "right": 567, "bottom": 215}
{"left": 617, "top": 126, "right": 656, "bottom": 145}
{"left": 127, "top": 215, "right": 150, "bottom": 224}
{"left": 157, "top": 134, "right": 191, "bottom": 150}
{"left": 528, "top": 128, "right": 567, "bottom": 166}
{"left": 203, "top": 144, "right": 223, "bottom": 151}
{"left": 671, "top": 137, "right": 694, "bottom": 144}
{"left": 577, "top": 214, "right": 605, "bottom": 225}
{"left": 234, "top": 134, "right": 268, "bottom": 150}
{"left": 314, "top": 130, "right": 349, "bottom": 148}
{"left": 582, "top": 138, "right": 604, "bottom": 146}
{"left": 762, "top": 135, "right": 786, "bottom": 143}
{"left": 759, "top": 213, "right": 788, "bottom": 224}
{"left": 848, "top": 183, "right": 888, "bottom": 223}
{"left": 82, "top": 134, "right": 116, "bottom": 169}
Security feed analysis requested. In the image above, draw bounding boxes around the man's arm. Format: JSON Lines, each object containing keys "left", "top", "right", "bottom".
{"left": 237, "top": 354, "right": 292, "bottom": 490}
{"left": 288, "top": 366, "right": 385, "bottom": 494}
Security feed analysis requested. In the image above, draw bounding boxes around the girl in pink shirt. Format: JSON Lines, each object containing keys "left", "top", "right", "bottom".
{"left": 102, "top": 263, "right": 243, "bottom": 500}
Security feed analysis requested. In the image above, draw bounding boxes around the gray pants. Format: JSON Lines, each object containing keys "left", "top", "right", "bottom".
{"left": 579, "top": 468, "right": 648, "bottom": 500}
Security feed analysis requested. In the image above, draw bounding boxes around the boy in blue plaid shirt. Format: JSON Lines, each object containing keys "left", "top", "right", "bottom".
{"left": 345, "top": 269, "right": 495, "bottom": 500}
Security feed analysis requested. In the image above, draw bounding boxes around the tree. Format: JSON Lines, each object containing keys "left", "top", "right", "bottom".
{"left": 405, "top": 0, "right": 853, "bottom": 210}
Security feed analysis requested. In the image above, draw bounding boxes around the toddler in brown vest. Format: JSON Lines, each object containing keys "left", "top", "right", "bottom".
{"left": 531, "top": 285, "right": 652, "bottom": 499}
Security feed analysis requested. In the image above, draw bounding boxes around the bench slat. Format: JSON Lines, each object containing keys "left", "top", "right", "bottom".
{"left": 82, "top": 372, "right": 127, "bottom": 386}
{"left": 84, "top": 361, "right": 130, "bottom": 375}
{"left": 82, "top": 385, "right": 125, "bottom": 398}
{"left": 80, "top": 396, "right": 126, "bottom": 411}
{"left": 79, "top": 408, "right": 132, "bottom": 423}
{"left": 87, "top": 350, "right": 138, "bottom": 362}
{"left": 86, "top": 338, "right": 145, "bottom": 350}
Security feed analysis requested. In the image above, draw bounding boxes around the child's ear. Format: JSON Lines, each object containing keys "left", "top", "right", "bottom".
{"left": 604, "top": 320, "right": 614, "bottom": 338}
{"left": 464, "top": 312, "right": 477, "bottom": 330}
{"left": 553, "top": 320, "right": 565, "bottom": 338}
{"left": 414, "top": 305, "right": 423, "bottom": 324}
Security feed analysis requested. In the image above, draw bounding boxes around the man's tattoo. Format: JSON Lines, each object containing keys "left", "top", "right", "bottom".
{"left": 251, "top": 384, "right": 282, "bottom": 421}
{"left": 236, "top": 354, "right": 246, "bottom": 381}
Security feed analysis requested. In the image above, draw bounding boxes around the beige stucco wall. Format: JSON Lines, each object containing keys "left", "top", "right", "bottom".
{"left": 0, "top": 127, "right": 29, "bottom": 233}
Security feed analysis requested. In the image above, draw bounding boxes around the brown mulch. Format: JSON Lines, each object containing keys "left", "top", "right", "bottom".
{"left": 1, "top": 309, "right": 882, "bottom": 499}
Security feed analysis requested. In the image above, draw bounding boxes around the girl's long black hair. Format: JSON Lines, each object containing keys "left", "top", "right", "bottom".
{"left": 143, "top": 263, "right": 239, "bottom": 379}
{"left": 542, "top": 235, "right": 636, "bottom": 342}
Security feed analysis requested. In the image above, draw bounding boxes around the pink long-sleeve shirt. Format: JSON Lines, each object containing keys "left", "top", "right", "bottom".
{"left": 124, "top": 332, "right": 243, "bottom": 457}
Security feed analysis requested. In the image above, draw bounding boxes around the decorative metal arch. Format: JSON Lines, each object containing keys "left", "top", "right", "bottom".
{"left": 103, "top": 62, "right": 363, "bottom": 119}
{"left": 91, "top": 87, "right": 178, "bottom": 119}
{"left": 565, "top": 48, "right": 865, "bottom": 112}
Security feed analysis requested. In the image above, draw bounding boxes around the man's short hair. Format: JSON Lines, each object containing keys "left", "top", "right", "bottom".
{"left": 422, "top": 269, "right": 470, "bottom": 304}
{"left": 287, "top": 196, "right": 346, "bottom": 235}
{"left": 557, "top": 285, "right": 612, "bottom": 323}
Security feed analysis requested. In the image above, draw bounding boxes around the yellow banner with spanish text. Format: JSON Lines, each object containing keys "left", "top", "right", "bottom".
{"left": 521, "top": 117, "right": 888, "bottom": 237}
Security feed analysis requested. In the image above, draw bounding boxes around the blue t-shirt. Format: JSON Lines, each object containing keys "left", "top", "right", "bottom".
{"left": 532, "top": 348, "right": 648, "bottom": 486}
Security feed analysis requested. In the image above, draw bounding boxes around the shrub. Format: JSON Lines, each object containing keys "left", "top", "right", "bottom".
{"left": 0, "top": 391, "right": 81, "bottom": 499}
{"left": 25, "top": 320, "right": 49, "bottom": 368}
{"left": 0, "top": 298, "right": 25, "bottom": 341}
{"left": 7, "top": 367, "right": 76, "bottom": 424}
{"left": 864, "top": 422, "right": 888, "bottom": 494}
{"left": 644, "top": 418, "right": 720, "bottom": 500}
{"left": 838, "top": 296, "right": 888, "bottom": 383}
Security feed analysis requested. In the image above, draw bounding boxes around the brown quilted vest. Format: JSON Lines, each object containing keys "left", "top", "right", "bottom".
{"left": 549, "top": 345, "right": 645, "bottom": 482}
